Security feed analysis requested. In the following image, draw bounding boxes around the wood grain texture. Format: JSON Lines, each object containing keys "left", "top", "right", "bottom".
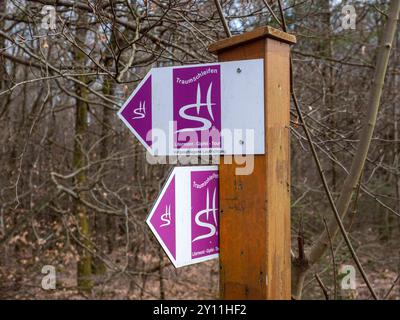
{"left": 264, "top": 38, "right": 291, "bottom": 300}
{"left": 209, "top": 26, "right": 296, "bottom": 54}
{"left": 215, "top": 35, "right": 291, "bottom": 300}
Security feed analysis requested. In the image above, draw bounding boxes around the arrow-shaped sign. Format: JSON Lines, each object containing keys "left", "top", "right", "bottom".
{"left": 118, "top": 59, "right": 264, "bottom": 156}
{"left": 146, "top": 166, "right": 219, "bottom": 268}
{"left": 119, "top": 74, "right": 153, "bottom": 150}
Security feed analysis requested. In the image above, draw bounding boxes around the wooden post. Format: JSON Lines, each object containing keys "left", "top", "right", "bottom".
{"left": 209, "top": 26, "right": 296, "bottom": 300}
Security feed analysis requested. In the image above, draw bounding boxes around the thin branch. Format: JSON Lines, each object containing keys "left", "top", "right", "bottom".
{"left": 315, "top": 273, "right": 330, "bottom": 300}
{"left": 277, "top": 0, "right": 287, "bottom": 32}
{"left": 213, "top": 0, "right": 232, "bottom": 38}
{"left": 262, "top": 0, "right": 282, "bottom": 27}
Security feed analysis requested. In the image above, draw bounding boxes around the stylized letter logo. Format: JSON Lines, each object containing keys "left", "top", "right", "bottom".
{"left": 160, "top": 205, "right": 171, "bottom": 227}
{"left": 176, "top": 83, "right": 215, "bottom": 133}
{"left": 192, "top": 188, "right": 218, "bottom": 242}
{"left": 132, "top": 101, "right": 146, "bottom": 120}
{"left": 173, "top": 65, "right": 221, "bottom": 150}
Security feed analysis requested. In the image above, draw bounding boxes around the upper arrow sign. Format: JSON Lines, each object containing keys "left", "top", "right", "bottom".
{"left": 119, "top": 73, "right": 153, "bottom": 150}
{"left": 118, "top": 59, "right": 264, "bottom": 156}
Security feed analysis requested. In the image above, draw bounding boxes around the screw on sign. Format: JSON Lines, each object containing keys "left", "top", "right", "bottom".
{"left": 118, "top": 60, "right": 264, "bottom": 156}
{"left": 146, "top": 166, "right": 219, "bottom": 267}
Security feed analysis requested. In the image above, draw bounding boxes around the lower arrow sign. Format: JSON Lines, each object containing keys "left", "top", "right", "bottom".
{"left": 146, "top": 166, "right": 219, "bottom": 268}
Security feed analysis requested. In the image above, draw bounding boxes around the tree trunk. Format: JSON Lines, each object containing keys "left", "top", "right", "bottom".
{"left": 393, "top": 23, "right": 400, "bottom": 299}
{"left": 73, "top": 10, "right": 92, "bottom": 293}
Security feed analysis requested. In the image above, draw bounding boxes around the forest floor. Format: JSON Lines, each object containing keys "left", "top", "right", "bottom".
{"left": 0, "top": 227, "right": 399, "bottom": 300}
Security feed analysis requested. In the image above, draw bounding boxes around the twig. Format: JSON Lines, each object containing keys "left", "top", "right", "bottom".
{"left": 262, "top": 0, "right": 282, "bottom": 27}
{"left": 213, "top": 0, "right": 232, "bottom": 38}
{"left": 383, "top": 274, "right": 400, "bottom": 299}
{"left": 322, "top": 216, "right": 337, "bottom": 300}
{"left": 315, "top": 273, "right": 330, "bottom": 300}
{"left": 277, "top": 0, "right": 287, "bottom": 32}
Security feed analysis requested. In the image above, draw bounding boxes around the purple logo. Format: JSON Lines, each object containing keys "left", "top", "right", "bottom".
{"left": 120, "top": 75, "right": 152, "bottom": 146}
{"left": 150, "top": 176, "right": 176, "bottom": 259}
{"left": 173, "top": 65, "right": 221, "bottom": 149}
{"left": 191, "top": 170, "right": 219, "bottom": 259}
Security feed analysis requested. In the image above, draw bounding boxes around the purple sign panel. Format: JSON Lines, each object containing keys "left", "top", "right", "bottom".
{"left": 120, "top": 75, "right": 152, "bottom": 147}
{"left": 150, "top": 176, "right": 176, "bottom": 259}
{"left": 173, "top": 65, "right": 221, "bottom": 150}
{"left": 191, "top": 170, "right": 219, "bottom": 259}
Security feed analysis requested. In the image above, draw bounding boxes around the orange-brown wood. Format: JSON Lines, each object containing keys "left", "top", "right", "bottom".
{"left": 208, "top": 26, "right": 296, "bottom": 54}
{"left": 210, "top": 31, "right": 293, "bottom": 300}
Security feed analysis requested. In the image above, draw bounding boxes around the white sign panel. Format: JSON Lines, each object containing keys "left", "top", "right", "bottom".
{"left": 118, "top": 59, "right": 264, "bottom": 156}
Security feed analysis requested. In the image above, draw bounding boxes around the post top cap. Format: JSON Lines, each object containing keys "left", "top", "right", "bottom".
{"left": 208, "top": 26, "right": 296, "bottom": 53}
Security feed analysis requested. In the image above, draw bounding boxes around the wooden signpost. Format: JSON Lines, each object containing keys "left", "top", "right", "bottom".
{"left": 120, "top": 25, "right": 296, "bottom": 300}
{"left": 209, "top": 26, "right": 296, "bottom": 300}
